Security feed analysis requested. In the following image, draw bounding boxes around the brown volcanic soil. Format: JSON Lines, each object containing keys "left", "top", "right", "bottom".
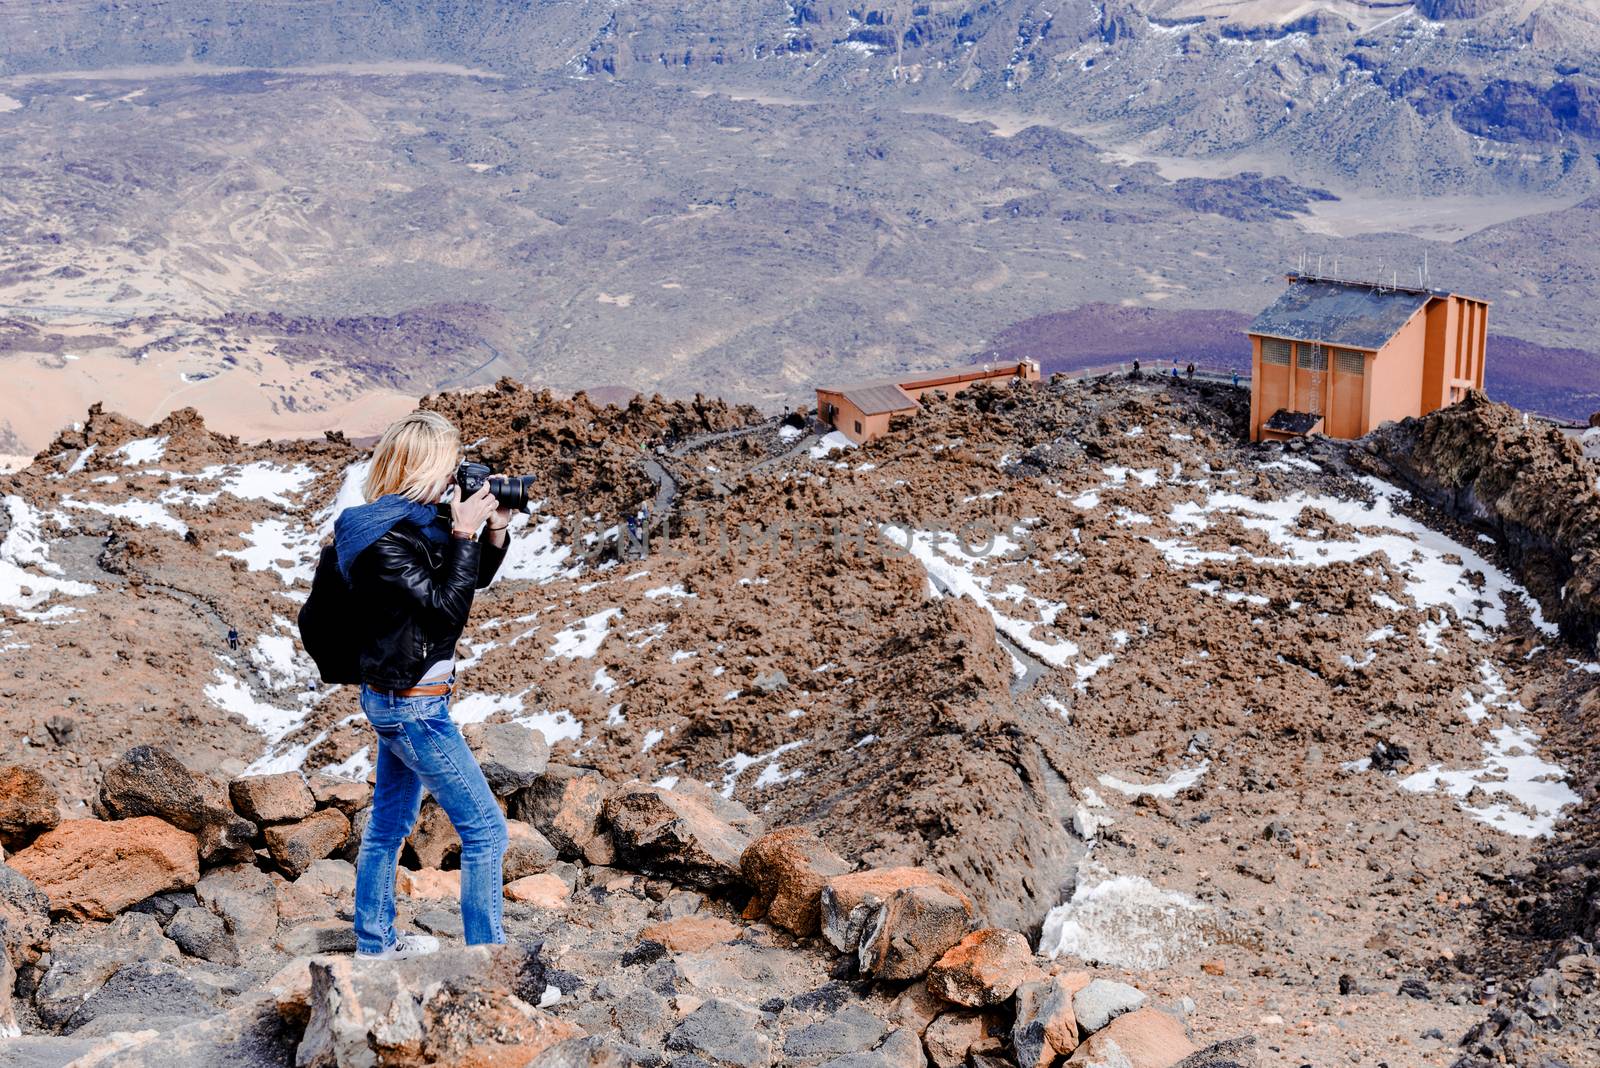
{"left": 2, "top": 379, "right": 1598, "bottom": 1062}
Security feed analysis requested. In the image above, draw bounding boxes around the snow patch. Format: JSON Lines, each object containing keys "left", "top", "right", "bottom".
{"left": 1040, "top": 865, "right": 1207, "bottom": 969}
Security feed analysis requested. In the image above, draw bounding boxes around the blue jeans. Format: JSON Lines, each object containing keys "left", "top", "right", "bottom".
{"left": 354, "top": 685, "right": 508, "bottom": 953}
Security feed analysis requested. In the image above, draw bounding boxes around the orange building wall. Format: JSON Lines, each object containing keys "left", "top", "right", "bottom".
{"left": 1365, "top": 310, "right": 1429, "bottom": 432}
{"left": 1249, "top": 292, "right": 1488, "bottom": 442}
{"left": 1329, "top": 354, "right": 1367, "bottom": 440}
{"left": 816, "top": 361, "right": 1039, "bottom": 444}
{"left": 814, "top": 390, "right": 897, "bottom": 445}
{"left": 1250, "top": 337, "right": 1293, "bottom": 442}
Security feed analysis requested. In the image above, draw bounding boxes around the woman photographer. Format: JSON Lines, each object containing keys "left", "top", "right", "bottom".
{"left": 333, "top": 410, "right": 511, "bottom": 960}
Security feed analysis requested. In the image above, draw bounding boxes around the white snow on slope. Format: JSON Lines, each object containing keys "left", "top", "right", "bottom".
{"left": 548, "top": 608, "right": 621, "bottom": 660}
{"left": 62, "top": 496, "right": 188, "bottom": 536}
{"left": 219, "top": 520, "right": 320, "bottom": 586}
{"left": 1040, "top": 865, "right": 1207, "bottom": 969}
{"left": 882, "top": 524, "right": 1080, "bottom": 668}
{"left": 498, "top": 514, "right": 578, "bottom": 584}
{"left": 1099, "top": 761, "right": 1210, "bottom": 799}
{"left": 206, "top": 670, "right": 303, "bottom": 743}
{"left": 115, "top": 436, "right": 167, "bottom": 466}
{"left": 1154, "top": 478, "right": 1556, "bottom": 636}
{"left": 316, "top": 459, "right": 372, "bottom": 540}
{"left": 201, "top": 461, "right": 318, "bottom": 506}
{"left": 809, "top": 431, "right": 856, "bottom": 458}
{"left": 1, "top": 496, "right": 95, "bottom": 609}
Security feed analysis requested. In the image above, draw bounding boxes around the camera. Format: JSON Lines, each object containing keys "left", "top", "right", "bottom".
{"left": 455, "top": 461, "right": 537, "bottom": 513}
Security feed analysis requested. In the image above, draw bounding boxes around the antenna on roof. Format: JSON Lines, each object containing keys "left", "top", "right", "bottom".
{"left": 1423, "top": 249, "right": 1429, "bottom": 287}
{"left": 1418, "top": 265, "right": 1425, "bottom": 288}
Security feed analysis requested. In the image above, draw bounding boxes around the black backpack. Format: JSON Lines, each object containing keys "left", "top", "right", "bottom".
{"left": 298, "top": 545, "right": 363, "bottom": 685}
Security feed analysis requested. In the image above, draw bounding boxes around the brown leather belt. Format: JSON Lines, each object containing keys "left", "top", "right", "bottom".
{"left": 390, "top": 683, "right": 452, "bottom": 698}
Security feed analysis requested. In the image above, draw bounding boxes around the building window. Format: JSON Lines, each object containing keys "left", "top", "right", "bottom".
{"left": 1335, "top": 349, "right": 1365, "bottom": 376}
{"left": 1296, "top": 343, "right": 1328, "bottom": 372}
{"left": 1262, "top": 339, "right": 1290, "bottom": 366}
{"left": 854, "top": 420, "right": 862, "bottom": 434}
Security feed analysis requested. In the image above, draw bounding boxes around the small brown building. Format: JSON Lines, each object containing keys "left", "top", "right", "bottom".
{"left": 1247, "top": 274, "right": 1488, "bottom": 442}
{"left": 815, "top": 360, "right": 1041, "bottom": 444}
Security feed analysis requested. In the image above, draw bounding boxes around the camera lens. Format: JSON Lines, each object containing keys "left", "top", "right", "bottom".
{"left": 488, "top": 475, "right": 535, "bottom": 512}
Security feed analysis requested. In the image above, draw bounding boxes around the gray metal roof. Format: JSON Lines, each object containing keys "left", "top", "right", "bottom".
{"left": 841, "top": 383, "right": 919, "bottom": 415}
{"left": 1249, "top": 277, "right": 1431, "bottom": 351}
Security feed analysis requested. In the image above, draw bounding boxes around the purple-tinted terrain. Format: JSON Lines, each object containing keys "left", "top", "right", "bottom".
{"left": 991, "top": 304, "right": 1598, "bottom": 423}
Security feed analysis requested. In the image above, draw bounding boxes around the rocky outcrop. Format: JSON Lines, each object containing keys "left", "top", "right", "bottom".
{"left": 740, "top": 826, "right": 852, "bottom": 936}
{"left": 0, "top": 765, "right": 60, "bottom": 849}
{"left": 603, "top": 782, "right": 762, "bottom": 890}
{"left": 9, "top": 818, "right": 199, "bottom": 920}
{"left": 98, "top": 747, "right": 257, "bottom": 862}
{"left": 927, "top": 928, "right": 1045, "bottom": 1007}
{"left": 1357, "top": 390, "right": 1600, "bottom": 652}
{"left": 229, "top": 773, "right": 316, "bottom": 826}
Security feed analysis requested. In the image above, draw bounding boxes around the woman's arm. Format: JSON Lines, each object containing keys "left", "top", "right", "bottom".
{"left": 369, "top": 532, "right": 482, "bottom": 632}
{"left": 475, "top": 507, "right": 513, "bottom": 588}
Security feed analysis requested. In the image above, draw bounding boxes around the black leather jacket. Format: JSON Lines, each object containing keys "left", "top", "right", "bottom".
{"left": 348, "top": 519, "right": 507, "bottom": 691}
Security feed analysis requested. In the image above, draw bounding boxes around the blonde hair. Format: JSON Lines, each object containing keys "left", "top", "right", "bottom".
{"left": 364, "top": 411, "right": 461, "bottom": 503}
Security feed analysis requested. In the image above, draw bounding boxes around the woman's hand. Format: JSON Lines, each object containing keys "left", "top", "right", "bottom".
{"left": 486, "top": 502, "right": 514, "bottom": 547}
{"left": 449, "top": 484, "right": 498, "bottom": 538}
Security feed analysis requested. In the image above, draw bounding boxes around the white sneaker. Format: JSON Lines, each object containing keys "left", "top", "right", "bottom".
{"left": 356, "top": 932, "right": 440, "bottom": 961}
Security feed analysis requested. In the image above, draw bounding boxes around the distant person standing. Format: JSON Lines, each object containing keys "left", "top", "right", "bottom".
{"left": 1131, "top": 359, "right": 1141, "bottom": 378}
{"left": 336, "top": 410, "right": 510, "bottom": 961}
{"left": 1232, "top": 372, "right": 1240, "bottom": 388}
{"left": 1186, "top": 363, "right": 1195, "bottom": 379}
{"left": 226, "top": 625, "right": 238, "bottom": 651}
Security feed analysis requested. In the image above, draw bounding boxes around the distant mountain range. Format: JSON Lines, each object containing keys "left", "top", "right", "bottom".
{"left": 1, "top": 1, "right": 1596, "bottom": 443}
{"left": 5, "top": 0, "right": 1598, "bottom": 196}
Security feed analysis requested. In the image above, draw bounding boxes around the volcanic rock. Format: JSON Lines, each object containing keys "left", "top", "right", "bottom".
{"left": 264, "top": 808, "right": 350, "bottom": 878}
{"left": 64, "top": 958, "right": 237, "bottom": 1034}
{"left": 464, "top": 721, "right": 550, "bottom": 795}
{"left": 505, "top": 873, "right": 571, "bottom": 908}
{"left": 9, "top": 817, "right": 199, "bottom": 920}
{"left": 398, "top": 867, "right": 460, "bottom": 899}
{"left": 97, "top": 747, "right": 257, "bottom": 863}
{"left": 820, "top": 867, "right": 976, "bottom": 954}
{"left": 1066, "top": 1007, "right": 1195, "bottom": 1067}
{"left": 927, "top": 928, "right": 1043, "bottom": 1006}
{"left": 228, "top": 772, "right": 315, "bottom": 825}
{"left": 604, "top": 782, "right": 762, "bottom": 890}
{"left": 782, "top": 1004, "right": 888, "bottom": 1061}
{"left": 740, "top": 825, "right": 851, "bottom": 936}
{"left": 924, "top": 1009, "right": 1004, "bottom": 1068}
{"left": 307, "top": 773, "right": 370, "bottom": 815}
{"left": 195, "top": 864, "right": 280, "bottom": 948}
{"left": 1074, "top": 979, "right": 1149, "bottom": 1034}
{"left": 1014, "top": 976, "right": 1082, "bottom": 1066}
{"left": 665, "top": 997, "right": 771, "bottom": 1067}
{"left": 406, "top": 799, "right": 460, "bottom": 870}
{"left": 639, "top": 914, "right": 741, "bottom": 952}
{"left": 296, "top": 858, "right": 356, "bottom": 901}
{"left": 858, "top": 884, "right": 978, "bottom": 981}
{"left": 0, "top": 765, "right": 60, "bottom": 848}
{"left": 1173, "top": 1036, "right": 1260, "bottom": 1067}
{"left": 298, "top": 947, "right": 580, "bottom": 1068}
{"left": 511, "top": 765, "right": 614, "bottom": 865}
{"left": 84, "top": 993, "right": 298, "bottom": 1067}
{"left": 166, "top": 906, "right": 240, "bottom": 966}
{"left": 503, "top": 819, "right": 560, "bottom": 881}
{"left": 0, "top": 860, "right": 50, "bottom": 966}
